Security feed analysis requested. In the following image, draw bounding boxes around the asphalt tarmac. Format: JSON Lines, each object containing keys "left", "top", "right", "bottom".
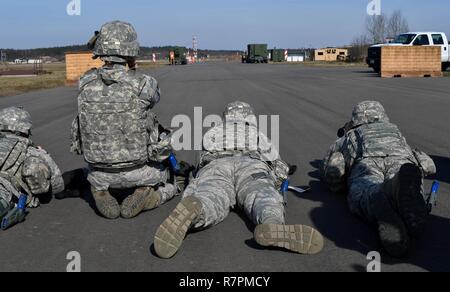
{"left": 0, "top": 62, "right": 449, "bottom": 272}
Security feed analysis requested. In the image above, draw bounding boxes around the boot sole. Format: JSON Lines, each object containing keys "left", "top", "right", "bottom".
{"left": 254, "top": 224, "right": 324, "bottom": 255}
{"left": 375, "top": 193, "right": 409, "bottom": 258}
{"left": 144, "top": 190, "right": 162, "bottom": 211}
{"left": 93, "top": 190, "right": 121, "bottom": 220}
{"left": 397, "top": 164, "right": 428, "bottom": 237}
{"left": 121, "top": 188, "right": 151, "bottom": 219}
{"left": 154, "top": 197, "right": 202, "bottom": 259}
{"left": 378, "top": 212, "right": 409, "bottom": 258}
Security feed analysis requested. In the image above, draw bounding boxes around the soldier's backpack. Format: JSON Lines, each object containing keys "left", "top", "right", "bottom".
{"left": 348, "top": 122, "right": 415, "bottom": 160}
{"left": 78, "top": 69, "right": 153, "bottom": 169}
{"left": 0, "top": 134, "right": 30, "bottom": 178}
{"left": 0, "top": 134, "right": 31, "bottom": 199}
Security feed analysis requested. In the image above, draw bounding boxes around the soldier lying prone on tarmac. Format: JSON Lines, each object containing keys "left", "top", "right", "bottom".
{"left": 154, "top": 101, "right": 324, "bottom": 259}
{"left": 321, "top": 101, "right": 436, "bottom": 257}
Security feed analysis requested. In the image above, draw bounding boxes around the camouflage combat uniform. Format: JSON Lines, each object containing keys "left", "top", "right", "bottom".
{"left": 184, "top": 112, "right": 289, "bottom": 228}
{"left": 0, "top": 107, "right": 64, "bottom": 217}
{"left": 154, "top": 102, "right": 324, "bottom": 259}
{"left": 321, "top": 101, "right": 436, "bottom": 257}
{"left": 71, "top": 21, "right": 177, "bottom": 219}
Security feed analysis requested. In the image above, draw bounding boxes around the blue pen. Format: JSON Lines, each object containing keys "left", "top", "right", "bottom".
{"left": 169, "top": 153, "right": 180, "bottom": 172}
{"left": 17, "top": 194, "right": 27, "bottom": 211}
{"left": 281, "top": 180, "right": 289, "bottom": 204}
{"left": 427, "top": 181, "right": 440, "bottom": 213}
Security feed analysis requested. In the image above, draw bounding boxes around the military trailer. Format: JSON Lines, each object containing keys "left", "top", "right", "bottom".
{"left": 270, "top": 49, "right": 286, "bottom": 62}
{"left": 246, "top": 44, "right": 268, "bottom": 63}
{"left": 170, "top": 48, "right": 188, "bottom": 65}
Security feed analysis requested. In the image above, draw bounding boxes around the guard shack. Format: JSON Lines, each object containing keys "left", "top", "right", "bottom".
{"left": 315, "top": 48, "right": 348, "bottom": 62}
{"left": 65, "top": 52, "right": 104, "bottom": 84}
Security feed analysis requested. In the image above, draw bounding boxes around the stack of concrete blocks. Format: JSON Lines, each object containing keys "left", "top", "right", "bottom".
{"left": 381, "top": 46, "right": 442, "bottom": 78}
{"left": 66, "top": 52, "right": 104, "bottom": 84}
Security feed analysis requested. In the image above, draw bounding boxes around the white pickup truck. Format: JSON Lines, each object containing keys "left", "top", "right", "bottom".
{"left": 367, "top": 32, "right": 450, "bottom": 72}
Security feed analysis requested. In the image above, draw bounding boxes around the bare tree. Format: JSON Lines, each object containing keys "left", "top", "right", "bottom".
{"left": 366, "top": 14, "right": 387, "bottom": 44}
{"left": 386, "top": 10, "right": 410, "bottom": 38}
{"left": 349, "top": 35, "right": 371, "bottom": 62}
{"left": 348, "top": 10, "right": 410, "bottom": 63}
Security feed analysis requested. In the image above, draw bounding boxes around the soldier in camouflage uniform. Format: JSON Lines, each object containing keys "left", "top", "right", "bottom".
{"left": 321, "top": 101, "right": 436, "bottom": 257}
{"left": 154, "top": 101, "right": 324, "bottom": 259}
{"left": 0, "top": 107, "right": 64, "bottom": 226}
{"left": 71, "top": 21, "right": 178, "bottom": 220}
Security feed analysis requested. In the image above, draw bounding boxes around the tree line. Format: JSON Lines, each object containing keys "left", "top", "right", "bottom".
{"left": 0, "top": 45, "right": 241, "bottom": 62}
{"left": 349, "top": 10, "right": 410, "bottom": 62}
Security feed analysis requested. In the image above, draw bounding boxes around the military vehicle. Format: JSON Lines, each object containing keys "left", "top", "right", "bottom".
{"left": 270, "top": 49, "right": 285, "bottom": 62}
{"left": 170, "top": 48, "right": 188, "bottom": 65}
{"left": 245, "top": 44, "right": 268, "bottom": 63}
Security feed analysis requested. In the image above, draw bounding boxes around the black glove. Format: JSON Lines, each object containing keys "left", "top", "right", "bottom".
{"left": 288, "top": 164, "right": 297, "bottom": 176}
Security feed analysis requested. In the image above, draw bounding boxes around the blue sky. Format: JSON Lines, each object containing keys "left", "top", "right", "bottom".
{"left": 1, "top": 0, "right": 449, "bottom": 50}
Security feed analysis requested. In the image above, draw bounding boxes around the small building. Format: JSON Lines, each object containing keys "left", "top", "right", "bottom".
{"left": 315, "top": 48, "right": 348, "bottom": 62}
{"left": 287, "top": 55, "right": 304, "bottom": 62}
{"left": 14, "top": 59, "right": 27, "bottom": 64}
{"left": 41, "top": 56, "right": 58, "bottom": 63}
{"left": 65, "top": 52, "right": 104, "bottom": 83}
{"left": 286, "top": 49, "right": 309, "bottom": 62}
{"left": 27, "top": 59, "right": 43, "bottom": 64}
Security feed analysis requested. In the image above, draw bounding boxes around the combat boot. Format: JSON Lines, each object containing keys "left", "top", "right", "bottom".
{"left": 254, "top": 224, "right": 324, "bottom": 255}
{"left": 372, "top": 191, "right": 409, "bottom": 258}
{"left": 91, "top": 187, "right": 120, "bottom": 219}
{"left": 384, "top": 163, "right": 428, "bottom": 238}
{"left": 121, "top": 187, "right": 160, "bottom": 219}
{"left": 145, "top": 188, "right": 162, "bottom": 211}
{"left": 154, "top": 196, "right": 202, "bottom": 259}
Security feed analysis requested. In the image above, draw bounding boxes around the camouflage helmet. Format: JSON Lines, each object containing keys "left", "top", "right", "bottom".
{"left": 224, "top": 101, "right": 255, "bottom": 119}
{"left": 351, "top": 101, "right": 389, "bottom": 127}
{"left": 92, "top": 21, "right": 140, "bottom": 62}
{"left": 0, "top": 107, "right": 32, "bottom": 136}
